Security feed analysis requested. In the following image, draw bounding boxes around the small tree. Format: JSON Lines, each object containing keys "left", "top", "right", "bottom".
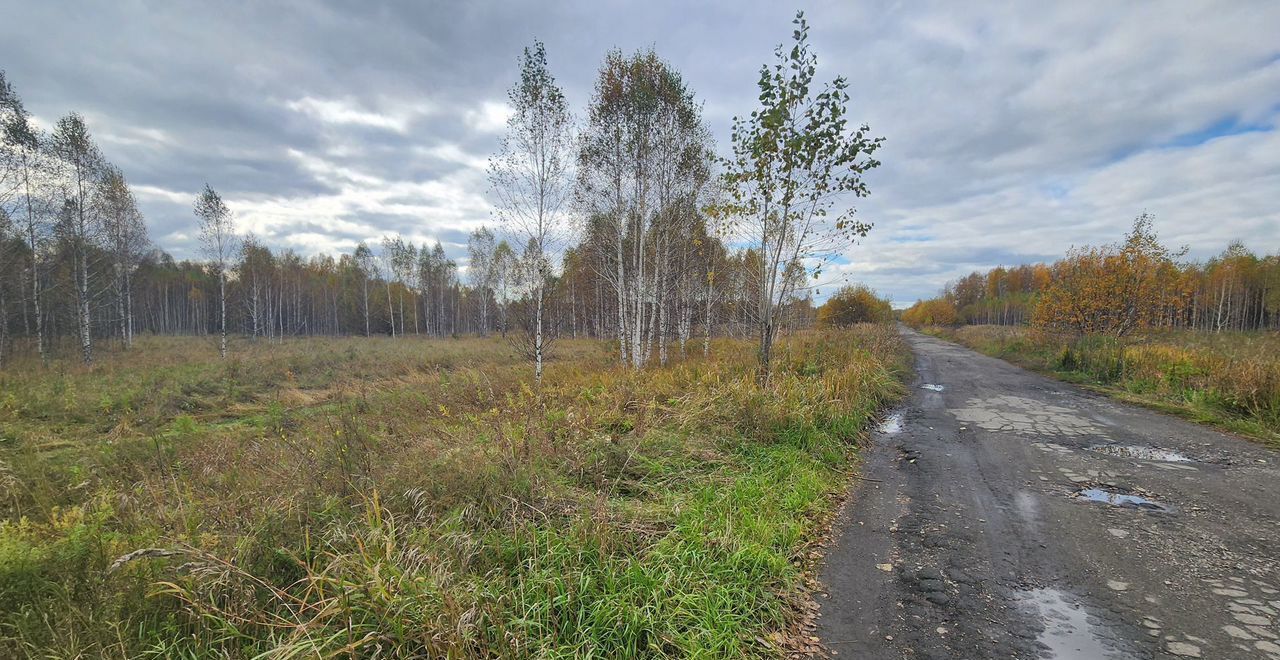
{"left": 901, "top": 298, "right": 959, "bottom": 327}
{"left": 353, "top": 242, "right": 375, "bottom": 336}
{"left": 720, "top": 12, "right": 884, "bottom": 380}
{"left": 194, "top": 185, "right": 237, "bottom": 358}
{"left": 1033, "top": 213, "right": 1185, "bottom": 337}
{"left": 493, "top": 240, "right": 516, "bottom": 337}
{"left": 488, "top": 41, "right": 574, "bottom": 384}
{"left": 379, "top": 236, "right": 400, "bottom": 337}
{"left": 818, "top": 284, "right": 892, "bottom": 327}
{"left": 467, "top": 226, "right": 498, "bottom": 336}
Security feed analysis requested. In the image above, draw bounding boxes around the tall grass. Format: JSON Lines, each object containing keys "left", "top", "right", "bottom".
{"left": 0, "top": 327, "right": 908, "bottom": 657}
{"left": 926, "top": 325, "right": 1280, "bottom": 446}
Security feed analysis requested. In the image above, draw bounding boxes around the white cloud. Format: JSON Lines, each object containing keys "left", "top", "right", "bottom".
{"left": 465, "top": 101, "right": 513, "bottom": 134}
{"left": 9, "top": 0, "right": 1276, "bottom": 298}
{"left": 284, "top": 96, "right": 431, "bottom": 133}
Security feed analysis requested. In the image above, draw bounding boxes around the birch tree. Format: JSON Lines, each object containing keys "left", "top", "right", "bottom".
{"left": 50, "top": 113, "right": 105, "bottom": 364}
{"left": 488, "top": 41, "right": 574, "bottom": 383}
{"left": 0, "top": 208, "right": 11, "bottom": 367}
{"left": 97, "top": 165, "right": 148, "bottom": 348}
{"left": 239, "top": 235, "right": 273, "bottom": 339}
{"left": 576, "top": 48, "right": 714, "bottom": 368}
{"left": 194, "top": 184, "right": 237, "bottom": 358}
{"left": 721, "top": 12, "right": 884, "bottom": 380}
{"left": 467, "top": 226, "right": 497, "bottom": 336}
{"left": 379, "top": 237, "right": 398, "bottom": 337}
{"left": 382, "top": 235, "right": 415, "bottom": 336}
{"left": 0, "top": 72, "right": 22, "bottom": 366}
{"left": 2, "top": 90, "right": 51, "bottom": 362}
{"left": 353, "top": 241, "right": 374, "bottom": 336}
{"left": 493, "top": 240, "right": 516, "bottom": 337}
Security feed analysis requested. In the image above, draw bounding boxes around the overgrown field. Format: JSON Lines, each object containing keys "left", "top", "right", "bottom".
{"left": 0, "top": 327, "right": 908, "bottom": 658}
{"left": 923, "top": 325, "right": 1280, "bottom": 447}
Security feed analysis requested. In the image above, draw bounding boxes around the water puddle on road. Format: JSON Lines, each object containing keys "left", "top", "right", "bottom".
{"left": 1075, "top": 487, "right": 1171, "bottom": 512}
{"left": 1018, "top": 588, "right": 1123, "bottom": 659}
{"left": 878, "top": 412, "right": 904, "bottom": 434}
{"left": 920, "top": 384, "right": 945, "bottom": 392}
{"left": 1087, "top": 444, "right": 1192, "bottom": 463}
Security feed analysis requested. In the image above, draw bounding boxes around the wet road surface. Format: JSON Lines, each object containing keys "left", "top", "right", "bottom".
{"left": 816, "top": 328, "right": 1280, "bottom": 659}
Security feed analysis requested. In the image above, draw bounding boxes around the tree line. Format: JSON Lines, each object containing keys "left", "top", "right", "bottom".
{"left": 2, "top": 12, "right": 883, "bottom": 378}
{"left": 902, "top": 214, "right": 1280, "bottom": 335}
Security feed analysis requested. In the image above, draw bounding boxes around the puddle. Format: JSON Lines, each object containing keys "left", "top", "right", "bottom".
{"left": 1074, "top": 487, "right": 1171, "bottom": 512}
{"left": 878, "top": 412, "right": 904, "bottom": 434}
{"left": 1088, "top": 444, "right": 1191, "bottom": 463}
{"left": 1018, "top": 588, "right": 1123, "bottom": 659}
{"left": 920, "top": 384, "right": 945, "bottom": 392}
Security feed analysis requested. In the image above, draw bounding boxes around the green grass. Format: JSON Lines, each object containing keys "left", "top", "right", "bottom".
{"left": 0, "top": 327, "right": 908, "bottom": 657}
{"left": 920, "top": 325, "right": 1280, "bottom": 448}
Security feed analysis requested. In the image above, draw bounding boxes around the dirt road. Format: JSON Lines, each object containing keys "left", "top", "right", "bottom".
{"left": 816, "top": 327, "right": 1280, "bottom": 659}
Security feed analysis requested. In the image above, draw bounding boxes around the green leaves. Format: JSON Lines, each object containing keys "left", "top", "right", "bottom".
{"left": 720, "top": 11, "right": 885, "bottom": 372}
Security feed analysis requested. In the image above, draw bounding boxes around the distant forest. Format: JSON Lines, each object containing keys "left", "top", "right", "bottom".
{"left": 903, "top": 214, "right": 1280, "bottom": 334}
{"left": 1, "top": 62, "right": 823, "bottom": 367}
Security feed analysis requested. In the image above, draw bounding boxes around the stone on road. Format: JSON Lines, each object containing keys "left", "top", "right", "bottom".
{"left": 815, "top": 327, "right": 1280, "bottom": 659}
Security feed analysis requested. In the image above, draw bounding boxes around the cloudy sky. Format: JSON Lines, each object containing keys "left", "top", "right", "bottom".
{"left": 4, "top": 1, "right": 1278, "bottom": 306}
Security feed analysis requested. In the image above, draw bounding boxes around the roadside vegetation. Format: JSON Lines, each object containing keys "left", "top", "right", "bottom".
{"left": 902, "top": 215, "right": 1280, "bottom": 334}
{"left": 922, "top": 325, "right": 1279, "bottom": 446}
{"left": 0, "top": 326, "right": 908, "bottom": 657}
{"left": 902, "top": 217, "right": 1280, "bottom": 446}
{"left": 817, "top": 284, "right": 893, "bottom": 328}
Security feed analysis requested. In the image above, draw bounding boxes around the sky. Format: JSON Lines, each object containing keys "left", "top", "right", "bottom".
{"left": 2, "top": 0, "right": 1278, "bottom": 307}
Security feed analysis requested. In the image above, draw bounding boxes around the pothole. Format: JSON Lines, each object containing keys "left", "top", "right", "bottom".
{"left": 920, "top": 384, "right": 944, "bottom": 392}
{"left": 878, "top": 412, "right": 904, "bottom": 434}
{"left": 1018, "top": 588, "right": 1125, "bottom": 659}
{"left": 1088, "top": 444, "right": 1192, "bottom": 463}
{"left": 1074, "top": 487, "right": 1172, "bottom": 512}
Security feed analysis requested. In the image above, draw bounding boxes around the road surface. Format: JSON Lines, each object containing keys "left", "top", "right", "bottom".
{"left": 816, "top": 327, "right": 1280, "bottom": 659}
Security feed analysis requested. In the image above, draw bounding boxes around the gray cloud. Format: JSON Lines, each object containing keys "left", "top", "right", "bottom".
{"left": 3, "top": 0, "right": 1277, "bottom": 304}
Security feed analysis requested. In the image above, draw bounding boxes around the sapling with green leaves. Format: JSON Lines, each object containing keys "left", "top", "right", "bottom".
{"left": 720, "top": 11, "right": 884, "bottom": 381}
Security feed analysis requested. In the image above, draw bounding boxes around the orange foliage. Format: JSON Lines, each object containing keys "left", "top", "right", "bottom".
{"left": 817, "top": 284, "right": 892, "bottom": 327}
{"left": 1033, "top": 214, "right": 1184, "bottom": 336}
{"left": 901, "top": 298, "right": 959, "bottom": 326}
{"left": 901, "top": 213, "right": 1280, "bottom": 334}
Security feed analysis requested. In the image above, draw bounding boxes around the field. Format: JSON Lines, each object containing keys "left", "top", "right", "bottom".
{"left": 0, "top": 327, "right": 908, "bottom": 658}
{"left": 922, "top": 325, "right": 1280, "bottom": 447}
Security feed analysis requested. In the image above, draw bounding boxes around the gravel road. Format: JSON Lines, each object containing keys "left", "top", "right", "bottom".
{"left": 815, "top": 327, "right": 1280, "bottom": 659}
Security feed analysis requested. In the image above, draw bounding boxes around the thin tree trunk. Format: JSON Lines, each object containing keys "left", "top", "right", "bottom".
{"left": 117, "top": 264, "right": 128, "bottom": 348}
{"left": 534, "top": 283, "right": 544, "bottom": 384}
{"left": 703, "top": 269, "right": 714, "bottom": 358}
{"left": 21, "top": 154, "right": 45, "bottom": 364}
{"left": 362, "top": 278, "right": 370, "bottom": 337}
{"left": 218, "top": 269, "right": 227, "bottom": 358}
{"left": 385, "top": 283, "right": 395, "bottom": 337}
{"left": 78, "top": 247, "right": 92, "bottom": 364}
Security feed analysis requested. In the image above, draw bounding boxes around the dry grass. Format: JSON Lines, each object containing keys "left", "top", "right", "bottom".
{"left": 0, "top": 327, "right": 908, "bottom": 658}
{"left": 926, "top": 325, "right": 1280, "bottom": 446}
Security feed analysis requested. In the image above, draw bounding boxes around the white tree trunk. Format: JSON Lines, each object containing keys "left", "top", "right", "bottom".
{"left": 218, "top": 269, "right": 227, "bottom": 358}
{"left": 78, "top": 249, "right": 92, "bottom": 364}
